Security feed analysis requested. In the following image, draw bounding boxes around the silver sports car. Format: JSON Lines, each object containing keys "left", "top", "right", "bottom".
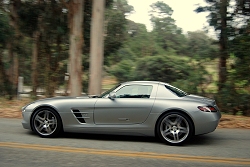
{"left": 22, "top": 81, "right": 221, "bottom": 145}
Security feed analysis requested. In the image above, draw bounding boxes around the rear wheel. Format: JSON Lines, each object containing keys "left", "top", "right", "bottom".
{"left": 156, "top": 112, "right": 193, "bottom": 145}
{"left": 32, "top": 108, "right": 62, "bottom": 138}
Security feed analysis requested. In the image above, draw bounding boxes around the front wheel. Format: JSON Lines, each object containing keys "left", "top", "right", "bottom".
{"left": 32, "top": 108, "right": 62, "bottom": 138}
{"left": 156, "top": 112, "right": 194, "bottom": 145}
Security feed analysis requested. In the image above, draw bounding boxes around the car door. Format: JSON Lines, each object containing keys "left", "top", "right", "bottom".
{"left": 94, "top": 84, "right": 155, "bottom": 125}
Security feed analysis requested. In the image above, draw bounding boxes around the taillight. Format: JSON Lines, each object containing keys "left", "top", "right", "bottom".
{"left": 198, "top": 106, "right": 217, "bottom": 112}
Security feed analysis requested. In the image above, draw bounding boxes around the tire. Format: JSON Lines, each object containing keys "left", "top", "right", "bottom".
{"left": 32, "top": 108, "right": 62, "bottom": 138}
{"left": 156, "top": 112, "right": 194, "bottom": 145}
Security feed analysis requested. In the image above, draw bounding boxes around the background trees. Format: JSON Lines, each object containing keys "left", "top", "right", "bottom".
{"left": 0, "top": 0, "right": 249, "bottom": 115}
{"left": 195, "top": 0, "right": 250, "bottom": 115}
{"left": 0, "top": 10, "right": 13, "bottom": 99}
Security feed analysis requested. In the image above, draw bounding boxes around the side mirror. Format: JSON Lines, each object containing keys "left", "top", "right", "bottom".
{"left": 108, "top": 92, "right": 116, "bottom": 100}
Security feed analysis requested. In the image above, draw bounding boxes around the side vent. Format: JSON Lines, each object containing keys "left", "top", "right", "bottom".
{"left": 72, "top": 109, "right": 86, "bottom": 123}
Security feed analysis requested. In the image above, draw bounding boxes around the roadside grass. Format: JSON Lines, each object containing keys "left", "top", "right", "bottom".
{"left": 204, "top": 59, "right": 218, "bottom": 93}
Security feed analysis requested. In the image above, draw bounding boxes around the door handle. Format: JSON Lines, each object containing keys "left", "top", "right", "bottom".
{"left": 118, "top": 118, "right": 130, "bottom": 121}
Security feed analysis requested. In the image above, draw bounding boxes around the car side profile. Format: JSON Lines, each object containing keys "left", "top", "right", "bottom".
{"left": 22, "top": 81, "right": 221, "bottom": 145}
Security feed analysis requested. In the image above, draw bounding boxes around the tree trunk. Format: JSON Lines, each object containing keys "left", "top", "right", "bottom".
{"left": 0, "top": 52, "right": 12, "bottom": 99}
{"left": 5, "top": 43, "right": 18, "bottom": 99}
{"left": 8, "top": 0, "right": 21, "bottom": 99}
{"left": 68, "top": 0, "right": 84, "bottom": 96}
{"left": 88, "top": 0, "right": 105, "bottom": 95}
{"left": 218, "top": 0, "right": 228, "bottom": 91}
{"left": 31, "top": 30, "right": 40, "bottom": 98}
{"left": 13, "top": 53, "right": 19, "bottom": 97}
{"left": 7, "top": 42, "right": 14, "bottom": 99}
{"left": 45, "top": 41, "right": 53, "bottom": 97}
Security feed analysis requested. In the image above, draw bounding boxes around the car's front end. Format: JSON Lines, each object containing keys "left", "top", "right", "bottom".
{"left": 21, "top": 102, "right": 34, "bottom": 130}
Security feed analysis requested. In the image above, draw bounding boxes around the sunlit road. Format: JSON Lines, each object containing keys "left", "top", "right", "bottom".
{"left": 0, "top": 118, "right": 250, "bottom": 167}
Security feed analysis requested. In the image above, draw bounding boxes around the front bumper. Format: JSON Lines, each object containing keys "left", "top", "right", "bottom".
{"left": 22, "top": 111, "right": 32, "bottom": 130}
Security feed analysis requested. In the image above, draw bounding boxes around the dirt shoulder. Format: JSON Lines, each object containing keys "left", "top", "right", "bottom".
{"left": 0, "top": 98, "right": 249, "bottom": 129}
{"left": 218, "top": 114, "right": 250, "bottom": 129}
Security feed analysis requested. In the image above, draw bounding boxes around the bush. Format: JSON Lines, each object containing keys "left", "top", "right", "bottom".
{"left": 108, "top": 59, "right": 135, "bottom": 82}
{"left": 133, "top": 55, "right": 190, "bottom": 83}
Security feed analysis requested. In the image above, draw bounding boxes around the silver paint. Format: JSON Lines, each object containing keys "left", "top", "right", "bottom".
{"left": 22, "top": 81, "right": 221, "bottom": 141}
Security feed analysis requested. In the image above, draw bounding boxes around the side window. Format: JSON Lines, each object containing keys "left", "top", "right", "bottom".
{"left": 164, "top": 85, "right": 187, "bottom": 97}
{"left": 116, "top": 85, "right": 153, "bottom": 98}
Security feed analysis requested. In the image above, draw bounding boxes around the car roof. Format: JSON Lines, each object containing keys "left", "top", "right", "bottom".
{"left": 121, "top": 81, "right": 168, "bottom": 85}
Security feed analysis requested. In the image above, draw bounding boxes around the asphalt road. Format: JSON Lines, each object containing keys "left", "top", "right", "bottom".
{"left": 0, "top": 118, "right": 250, "bottom": 167}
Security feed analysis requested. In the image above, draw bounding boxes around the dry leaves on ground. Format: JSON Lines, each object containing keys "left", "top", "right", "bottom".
{"left": 218, "top": 114, "right": 250, "bottom": 129}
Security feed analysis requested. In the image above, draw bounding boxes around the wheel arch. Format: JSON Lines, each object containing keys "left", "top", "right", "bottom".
{"left": 30, "top": 105, "right": 63, "bottom": 132}
{"left": 154, "top": 109, "right": 195, "bottom": 137}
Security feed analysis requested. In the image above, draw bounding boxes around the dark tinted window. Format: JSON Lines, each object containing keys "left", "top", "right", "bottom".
{"left": 165, "top": 85, "right": 188, "bottom": 97}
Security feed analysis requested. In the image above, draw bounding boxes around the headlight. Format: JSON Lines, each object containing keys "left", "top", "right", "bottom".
{"left": 22, "top": 106, "right": 26, "bottom": 112}
{"left": 198, "top": 106, "right": 217, "bottom": 112}
{"left": 22, "top": 104, "right": 30, "bottom": 112}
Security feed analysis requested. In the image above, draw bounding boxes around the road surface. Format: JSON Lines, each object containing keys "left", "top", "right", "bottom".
{"left": 0, "top": 118, "right": 249, "bottom": 167}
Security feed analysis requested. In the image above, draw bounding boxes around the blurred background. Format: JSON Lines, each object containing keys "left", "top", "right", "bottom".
{"left": 0, "top": 0, "right": 249, "bottom": 116}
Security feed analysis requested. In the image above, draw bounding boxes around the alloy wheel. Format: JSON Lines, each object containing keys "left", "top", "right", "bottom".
{"left": 159, "top": 113, "right": 190, "bottom": 144}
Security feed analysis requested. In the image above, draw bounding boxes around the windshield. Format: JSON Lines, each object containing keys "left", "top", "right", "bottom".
{"left": 165, "top": 85, "right": 188, "bottom": 97}
{"left": 99, "top": 84, "right": 121, "bottom": 98}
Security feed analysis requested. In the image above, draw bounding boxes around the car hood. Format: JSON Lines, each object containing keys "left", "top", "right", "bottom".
{"left": 30, "top": 96, "right": 90, "bottom": 104}
{"left": 183, "top": 94, "right": 216, "bottom": 105}
{"left": 22, "top": 96, "right": 91, "bottom": 110}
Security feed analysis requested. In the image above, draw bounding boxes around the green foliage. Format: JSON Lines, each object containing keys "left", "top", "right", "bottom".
{"left": 194, "top": 0, "right": 250, "bottom": 116}
{"left": 149, "top": 1, "right": 173, "bottom": 18}
{"left": 217, "top": 34, "right": 250, "bottom": 116}
{"left": 104, "top": 8, "right": 127, "bottom": 58}
{"left": 108, "top": 59, "right": 135, "bottom": 82}
{"left": 195, "top": 0, "right": 232, "bottom": 35}
{"left": 149, "top": 1, "right": 187, "bottom": 55}
{"left": 113, "top": 0, "right": 134, "bottom": 15}
{"left": 107, "top": 1, "right": 219, "bottom": 97}
{"left": 215, "top": 81, "right": 250, "bottom": 116}
{"left": 172, "top": 61, "right": 209, "bottom": 94}
{"left": 0, "top": 0, "right": 249, "bottom": 116}
{"left": 0, "top": 11, "right": 13, "bottom": 45}
{"left": 133, "top": 55, "right": 190, "bottom": 83}
{"left": 125, "top": 21, "right": 165, "bottom": 57}
{"left": 17, "top": 2, "right": 42, "bottom": 36}
{"left": 186, "top": 31, "right": 219, "bottom": 59}
{"left": 107, "top": 46, "right": 136, "bottom": 65}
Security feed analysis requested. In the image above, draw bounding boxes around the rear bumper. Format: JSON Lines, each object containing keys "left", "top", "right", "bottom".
{"left": 193, "top": 111, "right": 221, "bottom": 135}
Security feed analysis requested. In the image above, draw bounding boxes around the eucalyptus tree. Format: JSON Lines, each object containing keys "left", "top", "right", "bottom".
{"left": 88, "top": 0, "right": 105, "bottom": 95}
{"left": 186, "top": 31, "right": 219, "bottom": 59}
{"left": 0, "top": 0, "right": 23, "bottom": 99}
{"left": 196, "top": 0, "right": 230, "bottom": 91}
{"left": 59, "top": 0, "right": 84, "bottom": 96}
{"left": 104, "top": 0, "right": 134, "bottom": 59}
{"left": 16, "top": 0, "right": 68, "bottom": 97}
{"left": 88, "top": 0, "right": 133, "bottom": 95}
{"left": 149, "top": 1, "right": 186, "bottom": 54}
{"left": 0, "top": 9, "right": 13, "bottom": 98}
{"left": 196, "top": 0, "right": 250, "bottom": 114}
